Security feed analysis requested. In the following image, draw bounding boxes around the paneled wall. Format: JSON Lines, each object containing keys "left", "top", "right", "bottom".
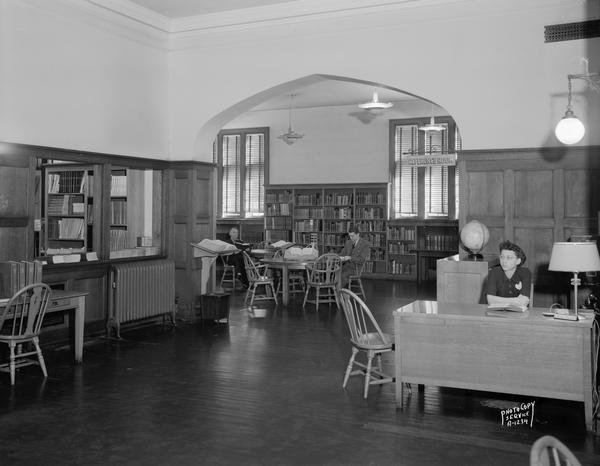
{"left": 459, "top": 147, "right": 600, "bottom": 304}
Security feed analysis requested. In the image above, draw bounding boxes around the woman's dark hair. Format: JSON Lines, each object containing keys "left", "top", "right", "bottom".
{"left": 499, "top": 240, "right": 526, "bottom": 264}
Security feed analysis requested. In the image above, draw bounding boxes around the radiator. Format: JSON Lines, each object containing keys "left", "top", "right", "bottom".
{"left": 107, "top": 259, "right": 176, "bottom": 338}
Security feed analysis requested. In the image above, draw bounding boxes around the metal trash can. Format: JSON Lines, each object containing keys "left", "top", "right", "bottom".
{"left": 200, "top": 292, "right": 231, "bottom": 323}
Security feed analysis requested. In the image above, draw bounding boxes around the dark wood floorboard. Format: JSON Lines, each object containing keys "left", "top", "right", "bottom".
{"left": 0, "top": 279, "right": 598, "bottom": 465}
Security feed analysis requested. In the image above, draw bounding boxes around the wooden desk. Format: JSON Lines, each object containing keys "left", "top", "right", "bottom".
{"left": 1, "top": 289, "right": 87, "bottom": 363}
{"left": 394, "top": 301, "right": 597, "bottom": 432}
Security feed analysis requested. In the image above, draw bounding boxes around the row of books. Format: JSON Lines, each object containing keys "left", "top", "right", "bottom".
{"left": 389, "top": 243, "right": 414, "bottom": 254}
{"left": 111, "top": 199, "right": 127, "bottom": 225}
{"left": 355, "top": 192, "right": 385, "bottom": 205}
{"left": 294, "top": 220, "right": 322, "bottom": 232}
{"left": 323, "top": 220, "right": 351, "bottom": 232}
{"left": 0, "top": 260, "right": 43, "bottom": 299}
{"left": 294, "top": 208, "right": 323, "bottom": 218}
{"left": 324, "top": 207, "right": 353, "bottom": 219}
{"left": 47, "top": 194, "right": 85, "bottom": 216}
{"left": 362, "top": 233, "right": 385, "bottom": 247}
{"left": 110, "top": 229, "right": 129, "bottom": 251}
{"left": 265, "top": 204, "right": 290, "bottom": 216}
{"left": 420, "top": 234, "right": 459, "bottom": 252}
{"left": 324, "top": 193, "right": 351, "bottom": 205}
{"left": 388, "top": 226, "right": 417, "bottom": 241}
{"left": 355, "top": 207, "right": 385, "bottom": 219}
{"left": 295, "top": 194, "right": 321, "bottom": 206}
{"left": 355, "top": 220, "right": 386, "bottom": 232}
{"left": 48, "top": 171, "right": 86, "bottom": 194}
{"left": 47, "top": 218, "right": 85, "bottom": 240}
{"left": 111, "top": 175, "right": 127, "bottom": 197}
{"left": 389, "top": 261, "right": 415, "bottom": 275}
{"left": 264, "top": 217, "right": 291, "bottom": 229}
{"left": 265, "top": 192, "right": 292, "bottom": 203}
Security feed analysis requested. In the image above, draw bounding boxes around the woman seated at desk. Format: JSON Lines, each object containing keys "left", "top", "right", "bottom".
{"left": 486, "top": 240, "right": 531, "bottom": 307}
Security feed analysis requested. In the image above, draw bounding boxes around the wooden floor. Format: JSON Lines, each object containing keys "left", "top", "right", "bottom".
{"left": 0, "top": 279, "right": 598, "bottom": 465}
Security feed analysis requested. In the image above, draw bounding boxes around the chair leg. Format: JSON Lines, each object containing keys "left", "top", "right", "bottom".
{"left": 364, "top": 353, "right": 374, "bottom": 398}
{"left": 343, "top": 347, "right": 359, "bottom": 389}
{"left": 315, "top": 287, "right": 320, "bottom": 311}
{"left": 302, "top": 286, "right": 310, "bottom": 308}
{"left": 9, "top": 342, "right": 16, "bottom": 385}
{"left": 33, "top": 337, "right": 47, "bottom": 378}
{"left": 376, "top": 354, "right": 383, "bottom": 373}
{"left": 270, "top": 283, "right": 278, "bottom": 305}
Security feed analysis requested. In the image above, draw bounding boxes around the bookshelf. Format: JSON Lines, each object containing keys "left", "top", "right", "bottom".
{"left": 293, "top": 188, "right": 323, "bottom": 247}
{"left": 387, "top": 220, "right": 458, "bottom": 281}
{"left": 323, "top": 188, "right": 353, "bottom": 253}
{"left": 354, "top": 188, "right": 387, "bottom": 274}
{"left": 264, "top": 188, "right": 293, "bottom": 242}
{"left": 110, "top": 169, "right": 128, "bottom": 253}
{"left": 44, "top": 166, "right": 90, "bottom": 253}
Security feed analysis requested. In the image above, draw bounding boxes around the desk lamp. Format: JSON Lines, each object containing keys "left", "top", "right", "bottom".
{"left": 548, "top": 242, "right": 600, "bottom": 320}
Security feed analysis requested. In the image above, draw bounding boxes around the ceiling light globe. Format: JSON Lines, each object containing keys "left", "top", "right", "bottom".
{"left": 555, "top": 114, "right": 585, "bottom": 145}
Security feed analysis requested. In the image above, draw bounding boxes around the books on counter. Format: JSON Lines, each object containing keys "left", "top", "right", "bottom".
{"left": 0, "top": 260, "right": 43, "bottom": 299}
{"left": 486, "top": 302, "right": 528, "bottom": 313}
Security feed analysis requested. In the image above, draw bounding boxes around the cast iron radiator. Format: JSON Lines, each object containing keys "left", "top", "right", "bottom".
{"left": 107, "top": 259, "right": 176, "bottom": 338}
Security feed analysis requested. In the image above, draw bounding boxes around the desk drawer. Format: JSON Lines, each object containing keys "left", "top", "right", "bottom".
{"left": 48, "top": 297, "right": 74, "bottom": 312}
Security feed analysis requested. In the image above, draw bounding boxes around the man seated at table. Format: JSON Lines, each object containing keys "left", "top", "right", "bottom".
{"left": 339, "top": 226, "right": 370, "bottom": 288}
{"left": 224, "top": 227, "right": 250, "bottom": 289}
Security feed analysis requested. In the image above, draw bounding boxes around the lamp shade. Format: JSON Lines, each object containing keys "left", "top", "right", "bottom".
{"left": 548, "top": 242, "right": 600, "bottom": 272}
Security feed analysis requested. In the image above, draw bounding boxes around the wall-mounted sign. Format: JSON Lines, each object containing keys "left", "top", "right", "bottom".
{"left": 402, "top": 153, "right": 457, "bottom": 167}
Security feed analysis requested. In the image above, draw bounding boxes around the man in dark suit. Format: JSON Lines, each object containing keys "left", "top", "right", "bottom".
{"left": 339, "top": 225, "right": 370, "bottom": 288}
{"left": 224, "top": 227, "right": 249, "bottom": 288}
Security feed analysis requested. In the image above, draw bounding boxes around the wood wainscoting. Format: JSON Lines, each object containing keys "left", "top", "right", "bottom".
{"left": 458, "top": 146, "right": 600, "bottom": 307}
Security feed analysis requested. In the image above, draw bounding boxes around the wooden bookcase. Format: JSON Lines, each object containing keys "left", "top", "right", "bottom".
{"left": 44, "top": 166, "right": 91, "bottom": 253}
{"left": 264, "top": 188, "right": 293, "bottom": 242}
{"left": 293, "top": 188, "right": 323, "bottom": 247}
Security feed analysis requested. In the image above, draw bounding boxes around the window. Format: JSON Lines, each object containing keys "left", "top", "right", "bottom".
{"left": 390, "top": 117, "right": 459, "bottom": 219}
{"left": 217, "top": 128, "right": 269, "bottom": 218}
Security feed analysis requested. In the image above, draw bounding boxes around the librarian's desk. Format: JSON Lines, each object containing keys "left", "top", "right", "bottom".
{"left": 394, "top": 300, "right": 597, "bottom": 433}
{"left": 0, "top": 289, "right": 87, "bottom": 363}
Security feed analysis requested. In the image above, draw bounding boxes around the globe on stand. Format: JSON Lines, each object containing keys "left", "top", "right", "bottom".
{"left": 460, "top": 220, "right": 490, "bottom": 261}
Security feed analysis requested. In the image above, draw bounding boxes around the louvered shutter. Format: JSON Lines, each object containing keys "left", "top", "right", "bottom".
{"left": 394, "top": 125, "right": 418, "bottom": 217}
{"left": 222, "top": 134, "right": 241, "bottom": 217}
{"left": 424, "top": 124, "right": 449, "bottom": 217}
{"left": 244, "top": 133, "right": 265, "bottom": 217}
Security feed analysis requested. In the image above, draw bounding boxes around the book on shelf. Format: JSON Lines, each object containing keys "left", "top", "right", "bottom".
{"left": 486, "top": 303, "right": 527, "bottom": 313}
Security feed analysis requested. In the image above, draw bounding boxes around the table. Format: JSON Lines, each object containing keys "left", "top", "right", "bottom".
{"left": 394, "top": 300, "right": 597, "bottom": 432}
{"left": 1, "top": 289, "right": 87, "bottom": 363}
{"left": 260, "top": 258, "right": 313, "bottom": 306}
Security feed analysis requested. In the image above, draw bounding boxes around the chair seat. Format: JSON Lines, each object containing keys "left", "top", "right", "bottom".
{"left": 354, "top": 332, "right": 393, "bottom": 350}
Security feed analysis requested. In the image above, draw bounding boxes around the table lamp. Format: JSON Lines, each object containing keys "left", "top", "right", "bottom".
{"left": 548, "top": 242, "right": 600, "bottom": 320}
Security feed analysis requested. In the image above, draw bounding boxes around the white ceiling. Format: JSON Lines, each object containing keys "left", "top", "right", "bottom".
{"left": 128, "top": 0, "right": 300, "bottom": 18}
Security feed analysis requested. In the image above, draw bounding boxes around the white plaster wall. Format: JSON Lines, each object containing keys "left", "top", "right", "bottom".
{"left": 225, "top": 100, "right": 438, "bottom": 184}
{"left": 0, "top": 0, "right": 168, "bottom": 158}
{"left": 170, "top": 0, "right": 599, "bottom": 165}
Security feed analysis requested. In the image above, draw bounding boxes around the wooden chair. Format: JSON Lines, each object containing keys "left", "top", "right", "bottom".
{"left": 530, "top": 435, "right": 582, "bottom": 466}
{"left": 0, "top": 283, "right": 52, "bottom": 385}
{"left": 219, "top": 255, "right": 238, "bottom": 290}
{"left": 273, "top": 248, "right": 306, "bottom": 297}
{"left": 242, "top": 251, "right": 277, "bottom": 307}
{"left": 338, "top": 289, "right": 396, "bottom": 398}
{"left": 347, "top": 261, "right": 366, "bottom": 299}
{"left": 303, "top": 253, "right": 341, "bottom": 310}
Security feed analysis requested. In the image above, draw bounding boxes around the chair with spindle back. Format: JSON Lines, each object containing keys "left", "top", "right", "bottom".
{"left": 303, "top": 253, "right": 341, "bottom": 311}
{"left": 0, "top": 283, "right": 52, "bottom": 385}
{"left": 529, "top": 435, "right": 581, "bottom": 466}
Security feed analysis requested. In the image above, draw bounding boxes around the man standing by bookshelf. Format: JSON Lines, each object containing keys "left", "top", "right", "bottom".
{"left": 339, "top": 226, "right": 370, "bottom": 288}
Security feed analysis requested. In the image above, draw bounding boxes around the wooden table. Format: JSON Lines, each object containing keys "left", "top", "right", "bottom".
{"left": 394, "top": 300, "right": 598, "bottom": 432}
{"left": 1, "top": 289, "right": 87, "bottom": 363}
{"left": 260, "top": 258, "right": 313, "bottom": 306}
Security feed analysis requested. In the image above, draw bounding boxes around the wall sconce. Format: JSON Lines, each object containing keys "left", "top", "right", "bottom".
{"left": 555, "top": 72, "right": 599, "bottom": 145}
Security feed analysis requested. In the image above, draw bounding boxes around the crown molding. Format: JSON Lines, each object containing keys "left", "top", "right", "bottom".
{"left": 86, "top": 0, "right": 171, "bottom": 31}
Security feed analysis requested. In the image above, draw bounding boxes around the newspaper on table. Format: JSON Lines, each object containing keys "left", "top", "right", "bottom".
{"left": 191, "top": 239, "right": 239, "bottom": 257}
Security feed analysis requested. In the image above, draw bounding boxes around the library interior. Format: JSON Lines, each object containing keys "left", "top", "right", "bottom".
{"left": 1, "top": 1, "right": 600, "bottom": 465}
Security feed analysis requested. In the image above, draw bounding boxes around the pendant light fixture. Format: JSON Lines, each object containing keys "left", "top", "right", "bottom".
{"left": 278, "top": 94, "right": 304, "bottom": 145}
{"left": 358, "top": 92, "right": 393, "bottom": 111}
{"left": 555, "top": 74, "right": 586, "bottom": 145}
{"left": 419, "top": 105, "right": 445, "bottom": 132}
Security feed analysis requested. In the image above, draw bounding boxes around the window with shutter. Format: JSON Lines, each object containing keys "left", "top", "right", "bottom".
{"left": 217, "top": 128, "right": 269, "bottom": 219}
{"left": 390, "top": 117, "right": 459, "bottom": 220}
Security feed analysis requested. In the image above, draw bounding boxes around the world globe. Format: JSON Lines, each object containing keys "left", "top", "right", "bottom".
{"left": 460, "top": 220, "right": 490, "bottom": 260}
